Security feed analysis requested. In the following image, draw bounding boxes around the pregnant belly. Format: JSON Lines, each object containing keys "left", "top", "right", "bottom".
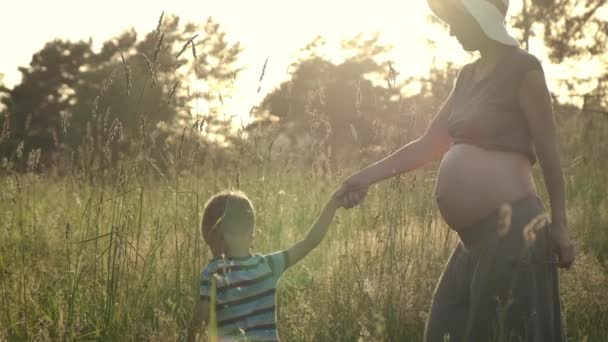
{"left": 436, "top": 144, "right": 537, "bottom": 230}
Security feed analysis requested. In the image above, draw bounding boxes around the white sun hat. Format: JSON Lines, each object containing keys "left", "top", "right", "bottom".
{"left": 427, "top": 0, "right": 520, "bottom": 47}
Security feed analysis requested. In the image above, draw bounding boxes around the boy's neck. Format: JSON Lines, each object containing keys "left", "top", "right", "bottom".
{"left": 214, "top": 250, "right": 252, "bottom": 260}
{"left": 229, "top": 251, "right": 253, "bottom": 258}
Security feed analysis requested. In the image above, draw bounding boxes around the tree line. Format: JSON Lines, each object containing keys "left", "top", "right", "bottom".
{"left": 0, "top": 2, "right": 606, "bottom": 175}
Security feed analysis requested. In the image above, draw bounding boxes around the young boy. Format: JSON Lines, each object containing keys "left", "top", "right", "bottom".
{"left": 187, "top": 189, "right": 345, "bottom": 341}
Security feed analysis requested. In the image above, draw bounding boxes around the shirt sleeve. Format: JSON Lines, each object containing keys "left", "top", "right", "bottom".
{"left": 521, "top": 53, "right": 543, "bottom": 74}
{"left": 514, "top": 53, "right": 544, "bottom": 90}
{"left": 448, "top": 64, "right": 470, "bottom": 106}
{"left": 263, "top": 250, "right": 290, "bottom": 276}
{"left": 453, "top": 64, "right": 469, "bottom": 89}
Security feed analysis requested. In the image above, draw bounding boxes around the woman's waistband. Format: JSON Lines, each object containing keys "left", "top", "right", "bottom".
{"left": 455, "top": 196, "right": 546, "bottom": 250}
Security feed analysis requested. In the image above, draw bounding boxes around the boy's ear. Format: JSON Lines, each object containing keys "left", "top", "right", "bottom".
{"left": 207, "top": 229, "right": 225, "bottom": 256}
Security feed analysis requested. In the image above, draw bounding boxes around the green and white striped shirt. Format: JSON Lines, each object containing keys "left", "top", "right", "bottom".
{"left": 200, "top": 251, "right": 290, "bottom": 341}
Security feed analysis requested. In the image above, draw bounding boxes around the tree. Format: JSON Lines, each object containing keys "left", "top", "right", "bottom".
{"left": 255, "top": 34, "right": 401, "bottom": 168}
{"left": 514, "top": 0, "right": 608, "bottom": 62}
{"left": 0, "top": 14, "right": 242, "bottom": 172}
{"left": 513, "top": 0, "right": 608, "bottom": 112}
{"left": 0, "top": 40, "right": 92, "bottom": 170}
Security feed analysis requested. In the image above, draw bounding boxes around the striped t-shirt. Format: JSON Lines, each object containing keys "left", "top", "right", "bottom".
{"left": 200, "top": 251, "right": 290, "bottom": 341}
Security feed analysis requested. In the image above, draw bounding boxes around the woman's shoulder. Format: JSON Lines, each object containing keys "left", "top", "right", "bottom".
{"left": 461, "top": 48, "right": 541, "bottom": 66}
{"left": 454, "top": 61, "right": 474, "bottom": 84}
{"left": 512, "top": 48, "right": 543, "bottom": 73}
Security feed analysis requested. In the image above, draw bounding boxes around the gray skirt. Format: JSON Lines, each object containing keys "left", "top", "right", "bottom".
{"left": 424, "top": 196, "right": 565, "bottom": 342}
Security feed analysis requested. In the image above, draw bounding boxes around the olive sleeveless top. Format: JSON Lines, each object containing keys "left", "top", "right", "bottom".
{"left": 448, "top": 48, "right": 544, "bottom": 163}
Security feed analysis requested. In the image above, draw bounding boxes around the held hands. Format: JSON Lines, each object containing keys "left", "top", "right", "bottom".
{"left": 332, "top": 172, "right": 370, "bottom": 209}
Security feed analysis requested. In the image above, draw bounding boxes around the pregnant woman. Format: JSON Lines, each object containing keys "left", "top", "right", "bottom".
{"left": 337, "top": 0, "right": 575, "bottom": 341}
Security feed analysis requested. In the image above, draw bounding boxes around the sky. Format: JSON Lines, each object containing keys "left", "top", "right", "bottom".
{"left": 0, "top": 0, "right": 603, "bottom": 120}
{"left": 0, "top": 0, "right": 469, "bottom": 120}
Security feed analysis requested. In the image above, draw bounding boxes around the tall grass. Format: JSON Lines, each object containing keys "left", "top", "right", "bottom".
{"left": 0, "top": 143, "right": 607, "bottom": 341}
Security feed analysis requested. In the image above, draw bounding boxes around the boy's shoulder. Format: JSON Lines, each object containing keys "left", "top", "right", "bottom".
{"left": 200, "top": 251, "right": 290, "bottom": 280}
{"left": 261, "top": 250, "right": 291, "bottom": 277}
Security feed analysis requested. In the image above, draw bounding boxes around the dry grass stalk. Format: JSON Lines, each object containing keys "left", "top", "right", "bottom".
{"left": 176, "top": 35, "right": 199, "bottom": 60}
{"left": 497, "top": 203, "right": 513, "bottom": 237}
{"left": 168, "top": 80, "right": 180, "bottom": 105}
{"left": 154, "top": 11, "right": 165, "bottom": 41}
{"left": 257, "top": 57, "right": 269, "bottom": 93}
{"left": 523, "top": 213, "right": 549, "bottom": 246}
{"left": 138, "top": 52, "right": 157, "bottom": 85}
{"left": 119, "top": 50, "right": 132, "bottom": 97}
{"left": 153, "top": 33, "right": 165, "bottom": 65}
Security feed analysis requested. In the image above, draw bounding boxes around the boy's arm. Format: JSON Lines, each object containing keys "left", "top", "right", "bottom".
{"left": 187, "top": 299, "right": 210, "bottom": 342}
{"left": 286, "top": 193, "right": 341, "bottom": 267}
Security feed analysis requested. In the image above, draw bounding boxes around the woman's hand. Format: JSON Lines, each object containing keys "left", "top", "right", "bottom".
{"left": 336, "top": 172, "right": 370, "bottom": 209}
{"left": 550, "top": 225, "right": 576, "bottom": 269}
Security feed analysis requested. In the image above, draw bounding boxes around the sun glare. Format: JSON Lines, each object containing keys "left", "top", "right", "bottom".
{"left": 175, "top": 0, "right": 456, "bottom": 125}
{"left": 1, "top": 0, "right": 461, "bottom": 126}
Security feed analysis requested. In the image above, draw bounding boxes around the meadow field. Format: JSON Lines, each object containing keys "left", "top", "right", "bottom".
{"left": 1, "top": 102, "right": 607, "bottom": 341}
{"left": 1, "top": 7, "right": 608, "bottom": 339}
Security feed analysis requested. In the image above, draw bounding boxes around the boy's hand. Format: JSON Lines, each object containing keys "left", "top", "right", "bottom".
{"left": 329, "top": 189, "right": 344, "bottom": 208}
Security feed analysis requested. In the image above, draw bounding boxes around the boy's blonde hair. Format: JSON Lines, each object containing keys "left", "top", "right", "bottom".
{"left": 201, "top": 190, "right": 255, "bottom": 257}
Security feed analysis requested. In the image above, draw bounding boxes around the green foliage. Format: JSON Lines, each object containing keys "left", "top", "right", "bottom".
{"left": 513, "top": 0, "right": 608, "bottom": 118}
{"left": 258, "top": 35, "right": 403, "bottom": 167}
{"left": 514, "top": 0, "right": 608, "bottom": 62}
{"left": 255, "top": 34, "right": 468, "bottom": 172}
{"left": 0, "top": 14, "right": 242, "bottom": 174}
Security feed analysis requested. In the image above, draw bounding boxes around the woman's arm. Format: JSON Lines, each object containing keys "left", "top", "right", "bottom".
{"left": 519, "top": 69, "right": 575, "bottom": 269}
{"left": 341, "top": 92, "right": 455, "bottom": 191}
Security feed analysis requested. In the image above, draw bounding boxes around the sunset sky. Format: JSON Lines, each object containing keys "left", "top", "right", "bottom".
{"left": 1, "top": 0, "right": 603, "bottom": 120}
